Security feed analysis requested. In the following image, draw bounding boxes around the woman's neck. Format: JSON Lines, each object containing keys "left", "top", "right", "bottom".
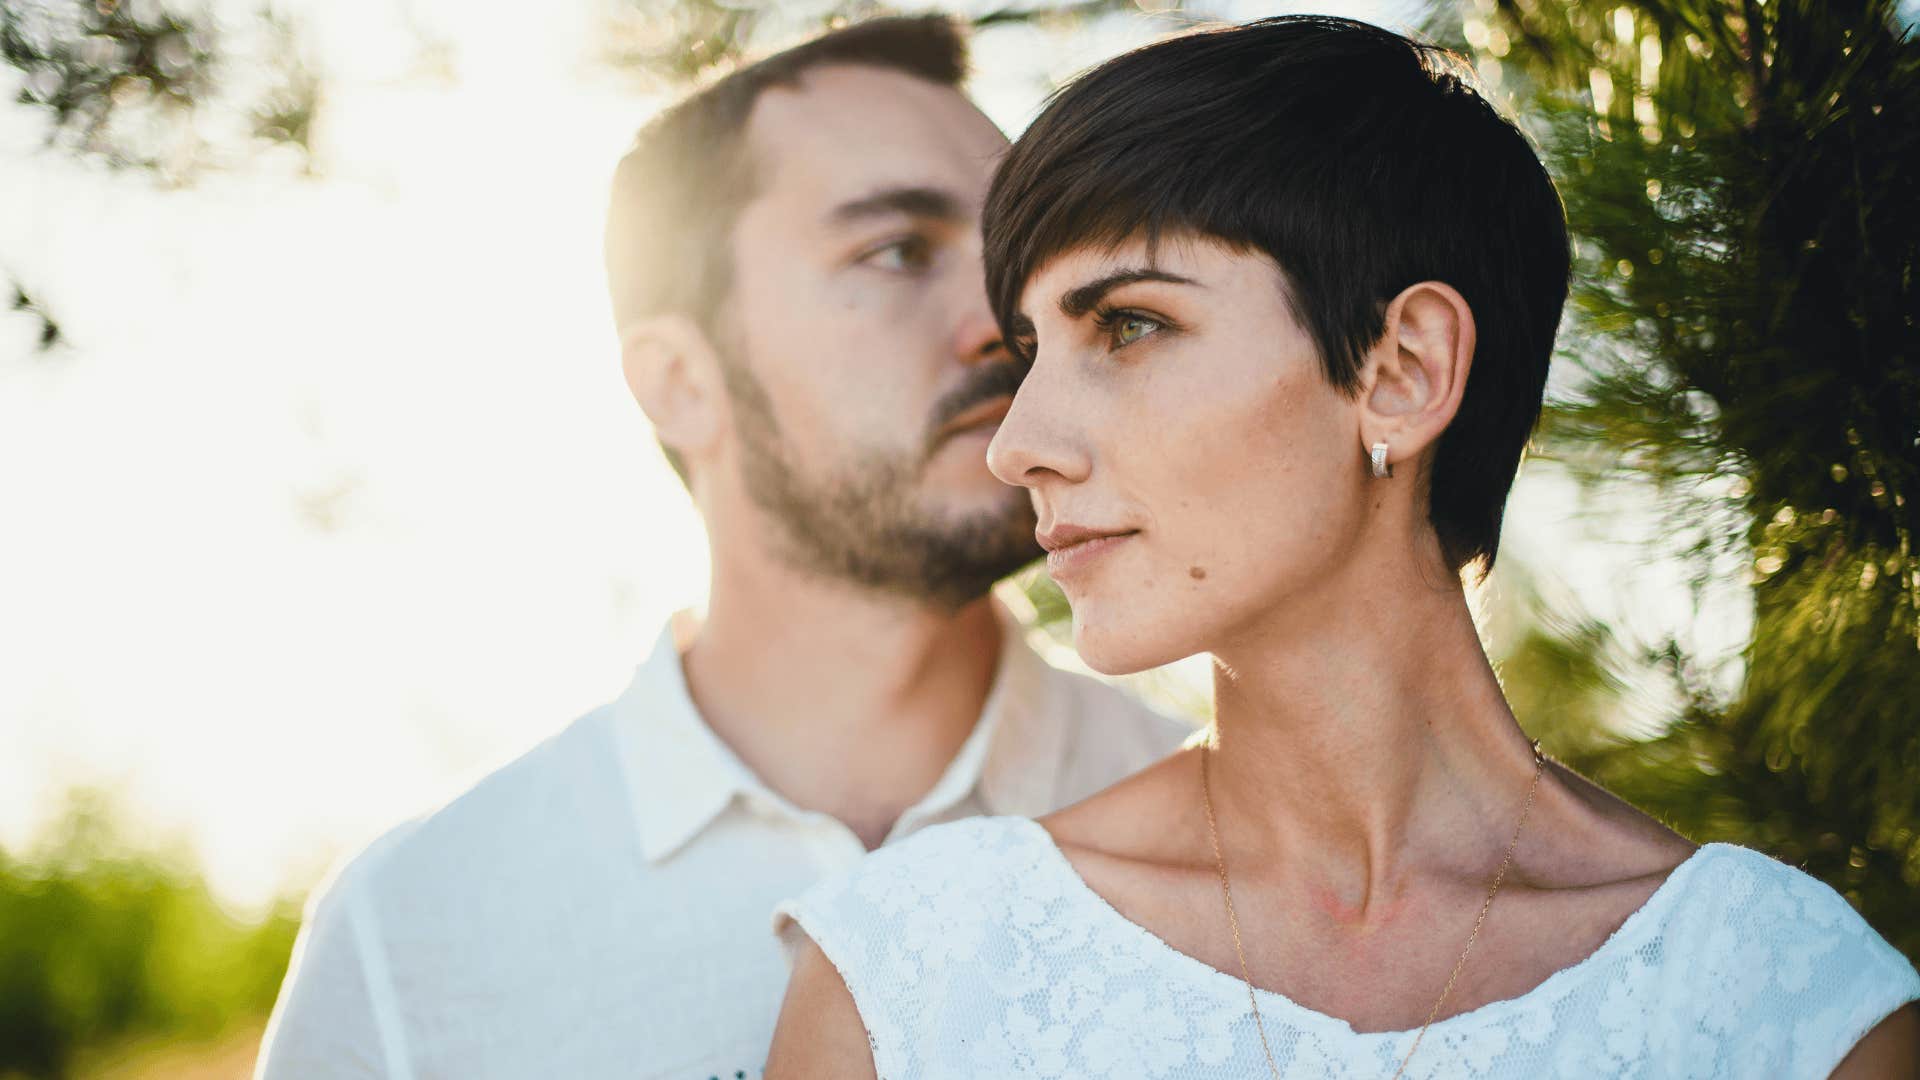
{"left": 1205, "top": 567, "right": 1541, "bottom": 921}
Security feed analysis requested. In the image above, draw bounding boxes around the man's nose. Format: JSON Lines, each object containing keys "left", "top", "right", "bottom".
{"left": 951, "top": 302, "right": 1007, "bottom": 366}
{"left": 947, "top": 242, "right": 1008, "bottom": 365}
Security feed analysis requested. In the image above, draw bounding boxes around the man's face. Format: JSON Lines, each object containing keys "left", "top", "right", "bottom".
{"left": 716, "top": 64, "right": 1037, "bottom": 607}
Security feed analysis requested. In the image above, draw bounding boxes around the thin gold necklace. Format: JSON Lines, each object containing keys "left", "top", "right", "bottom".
{"left": 1199, "top": 738, "right": 1545, "bottom": 1080}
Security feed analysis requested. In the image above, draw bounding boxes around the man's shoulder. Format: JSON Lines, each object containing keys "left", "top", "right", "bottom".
{"left": 1031, "top": 652, "right": 1195, "bottom": 765}
{"left": 307, "top": 703, "right": 628, "bottom": 922}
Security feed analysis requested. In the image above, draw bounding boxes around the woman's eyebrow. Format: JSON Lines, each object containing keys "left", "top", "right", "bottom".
{"left": 1058, "top": 269, "right": 1199, "bottom": 318}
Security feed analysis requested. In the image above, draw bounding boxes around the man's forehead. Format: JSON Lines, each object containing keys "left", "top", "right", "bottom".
{"left": 741, "top": 64, "right": 1005, "bottom": 211}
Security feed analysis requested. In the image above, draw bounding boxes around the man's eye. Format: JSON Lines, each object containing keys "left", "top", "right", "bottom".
{"left": 861, "top": 236, "right": 933, "bottom": 273}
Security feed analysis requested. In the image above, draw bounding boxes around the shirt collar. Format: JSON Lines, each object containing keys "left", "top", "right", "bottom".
{"left": 612, "top": 602, "right": 1071, "bottom": 865}
{"left": 612, "top": 614, "right": 761, "bottom": 864}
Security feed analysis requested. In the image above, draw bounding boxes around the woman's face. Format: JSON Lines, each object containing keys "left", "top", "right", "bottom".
{"left": 987, "top": 234, "right": 1374, "bottom": 674}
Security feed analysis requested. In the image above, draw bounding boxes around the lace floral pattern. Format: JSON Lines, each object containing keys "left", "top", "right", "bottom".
{"left": 777, "top": 816, "right": 1919, "bottom": 1079}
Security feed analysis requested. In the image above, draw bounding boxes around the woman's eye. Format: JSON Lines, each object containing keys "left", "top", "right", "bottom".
{"left": 861, "top": 236, "right": 933, "bottom": 273}
{"left": 1107, "top": 313, "right": 1161, "bottom": 348}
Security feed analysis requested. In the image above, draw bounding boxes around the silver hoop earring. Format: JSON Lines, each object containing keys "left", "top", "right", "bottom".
{"left": 1370, "top": 442, "right": 1394, "bottom": 479}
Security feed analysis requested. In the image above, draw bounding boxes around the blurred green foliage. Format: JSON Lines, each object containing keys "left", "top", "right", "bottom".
{"left": 0, "top": 792, "right": 299, "bottom": 1080}
{"left": 1464, "top": 0, "right": 1920, "bottom": 960}
{"left": 1, "top": 0, "right": 216, "bottom": 169}
{"left": 1, "top": 0, "right": 319, "bottom": 353}
{"left": 599, "top": 0, "right": 1180, "bottom": 83}
{"left": 0, "top": 0, "right": 317, "bottom": 172}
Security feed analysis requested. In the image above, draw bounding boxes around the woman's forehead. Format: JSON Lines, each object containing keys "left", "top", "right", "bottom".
{"left": 1016, "top": 233, "right": 1280, "bottom": 316}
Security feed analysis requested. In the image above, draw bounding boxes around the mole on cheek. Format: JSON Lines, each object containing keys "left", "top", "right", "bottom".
{"left": 1188, "top": 566, "right": 1207, "bottom": 581}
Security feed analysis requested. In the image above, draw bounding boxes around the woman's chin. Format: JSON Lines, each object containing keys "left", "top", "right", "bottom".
{"left": 1071, "top": 610, "right": 1187, "bottom": 677}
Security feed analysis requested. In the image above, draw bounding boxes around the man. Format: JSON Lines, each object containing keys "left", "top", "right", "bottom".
{"left": 256, "top": 16, "right": 1187, "bottom": 1079}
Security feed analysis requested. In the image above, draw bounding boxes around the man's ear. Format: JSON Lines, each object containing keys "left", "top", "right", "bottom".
{"left": 1357, "top": 281, "right": 1476, "bottom": 475}
{"left": 619, "top": 313, "right": 726, "bottom": 472}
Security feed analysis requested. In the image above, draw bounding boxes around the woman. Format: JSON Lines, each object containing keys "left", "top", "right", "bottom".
{"left": 766, "top": 16, "right": 1920, "bottom": 1078}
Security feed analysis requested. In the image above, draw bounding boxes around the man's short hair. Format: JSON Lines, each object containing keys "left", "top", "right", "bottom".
{"left": 982, "top": 15, "right": 1570, "bottom": 575}
{"left": 605, "top": 15, "right": 970, "bottom": 485}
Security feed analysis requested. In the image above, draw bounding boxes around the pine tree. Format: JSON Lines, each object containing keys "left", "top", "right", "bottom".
{"left": 1478, "top": 0, "right": 1920, "bottom": 958}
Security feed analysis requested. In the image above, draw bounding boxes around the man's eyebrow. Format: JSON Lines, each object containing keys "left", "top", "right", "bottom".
{"left": 1058, "top": 269, "right": 1199, "bottom": 318}
{"left": 827, "top": 186, "right": 964, "bottom": 226}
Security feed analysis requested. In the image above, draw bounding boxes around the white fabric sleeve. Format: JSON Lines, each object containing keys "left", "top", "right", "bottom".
{"left": 773, "top": 884, "right": 905, "bottom": 1080}
{"left": 1660, "top": 847, "right": 1920, "bottom": 1079}
{"left": 1779, "top": 876, "right": 1920, "bottom": 1077}
{"left": 254, "top": 875, "right": 413, "bottom": 1080}
{"left": 772, "top": 819, "right": 1012, "bottom": 1080}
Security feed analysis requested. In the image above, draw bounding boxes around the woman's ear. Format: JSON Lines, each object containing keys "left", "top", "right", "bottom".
{"left": 1357, "top": 281, "right": 1476, "bottom": 475}
{"left": 619, "top": 314, "right": 727, "bottom": 478}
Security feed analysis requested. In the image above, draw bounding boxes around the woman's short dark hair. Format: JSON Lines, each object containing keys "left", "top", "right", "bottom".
{"left": 983, "top": 15, "right": 1570, "bottom": 575}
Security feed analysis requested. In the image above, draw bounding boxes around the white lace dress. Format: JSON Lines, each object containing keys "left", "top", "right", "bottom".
{"left": 775, "top": 816, "right": 1920, "bottom": 1079}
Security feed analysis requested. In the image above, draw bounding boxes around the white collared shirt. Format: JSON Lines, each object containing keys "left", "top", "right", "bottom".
{"left": 256, "top": 612, "right": 1189, "bottom": 1080}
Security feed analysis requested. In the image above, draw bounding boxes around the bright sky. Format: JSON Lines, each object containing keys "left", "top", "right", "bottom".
{"left": 0, "top": 0, "right": 1744, "bottom": 912}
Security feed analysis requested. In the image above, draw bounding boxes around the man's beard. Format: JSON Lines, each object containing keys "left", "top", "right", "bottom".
{"left": 722, "top": 354, "right": 1040, "bottom": 611}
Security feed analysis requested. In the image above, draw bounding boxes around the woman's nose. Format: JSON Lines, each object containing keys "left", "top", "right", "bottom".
{"left": 987, "top": 360, "right": 1091, "bottom": 489}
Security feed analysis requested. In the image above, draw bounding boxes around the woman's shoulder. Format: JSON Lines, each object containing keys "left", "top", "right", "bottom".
{"left": 771, "top": 816, "right": 1073, "bottom": 1077}
{"left": 1647, "top": 843, "right": 1919, "bottom": 1074}
{"left": 773, "top": 815, "right": 1053, "bottom": 961}
{"left": 1668, "top": 843, "right": 1910, "bottom": 963}
{"left": 807, "top": 814, "right": 1047, "bottom": 906}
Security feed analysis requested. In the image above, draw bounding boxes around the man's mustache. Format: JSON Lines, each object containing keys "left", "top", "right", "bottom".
{"left": 924, "top": 359, "right": 1029, "bottom": 456}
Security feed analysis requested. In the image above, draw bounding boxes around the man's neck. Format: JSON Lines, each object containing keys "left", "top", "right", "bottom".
{"left": 680, "top": 558, "right": 1005, "bottom": 849}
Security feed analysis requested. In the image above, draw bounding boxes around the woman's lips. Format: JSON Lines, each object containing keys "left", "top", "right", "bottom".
{"left": 1043, "top": 530, "right": 1137, "bottom": 580}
